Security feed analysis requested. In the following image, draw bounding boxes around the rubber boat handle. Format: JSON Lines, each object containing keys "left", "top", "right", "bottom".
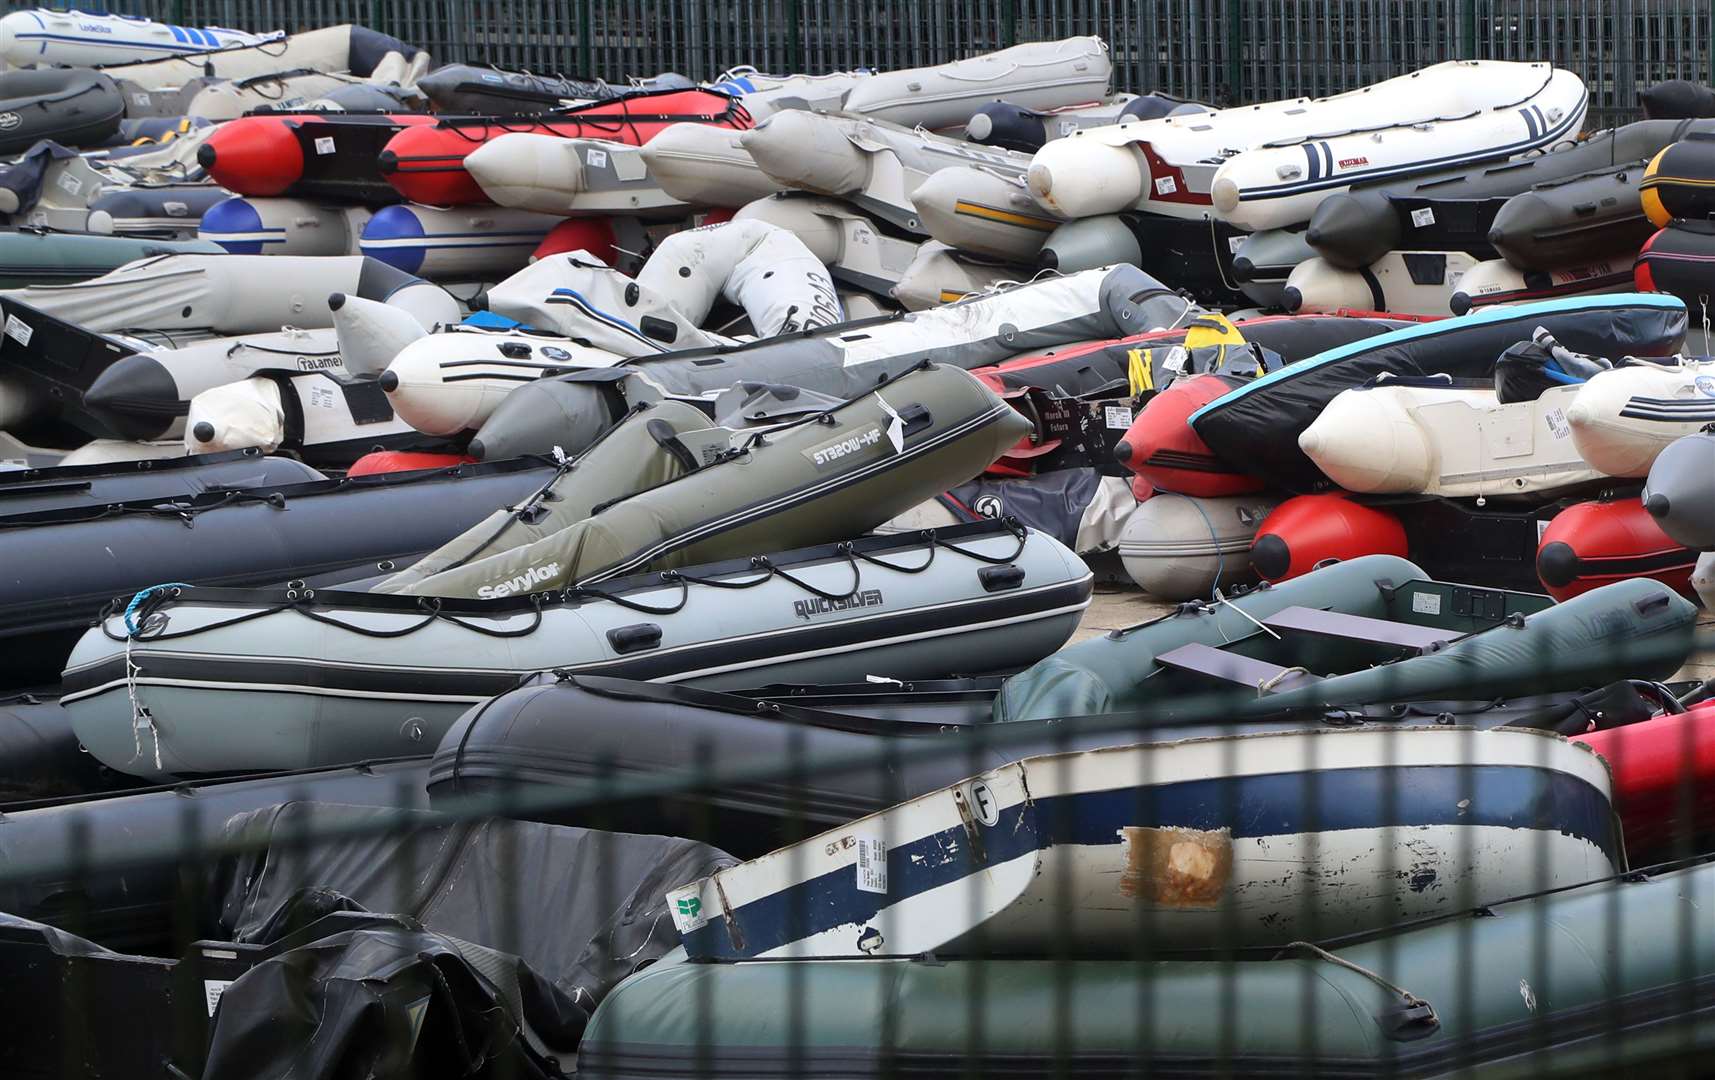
{"left": 608, "top": 622, "right": 663, "bottom": 654}
{"left": 979, "top": 565, "right": 1026, "bottom": 592}
{"left": 646, "top": 420, "right": 701, "bottom": 472}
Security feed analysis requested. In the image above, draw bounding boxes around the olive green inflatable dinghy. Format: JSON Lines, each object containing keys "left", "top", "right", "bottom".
{"left": 996, "top": 553, "right": 1697, "bottom": 722}
{"left": 580, "top": 856, "right": 1715, "bottom": 1077}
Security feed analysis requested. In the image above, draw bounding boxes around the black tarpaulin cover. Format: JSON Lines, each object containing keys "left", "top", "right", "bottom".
{"left": 211, "top": 803, "right": 735, "bottom": 1031}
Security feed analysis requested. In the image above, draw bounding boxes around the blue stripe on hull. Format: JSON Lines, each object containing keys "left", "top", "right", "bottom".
{"left": 683, "top": 763, "right": 1618, "bottom": 959}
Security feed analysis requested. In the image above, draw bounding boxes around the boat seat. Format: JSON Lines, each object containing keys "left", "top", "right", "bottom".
{"left": 1156, "top": 642, "right": 1320, "bottom": 693}
{"left": 1261, "top": 605, "right": 1453, "bottom": 653}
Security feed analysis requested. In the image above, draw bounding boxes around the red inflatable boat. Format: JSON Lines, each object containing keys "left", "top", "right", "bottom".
{"left": 1575, "top": 703, "right": 1715, "bottom": 858}
{"left": 378, "top": 88, "right": 753, "bottom": 206}
{"left": 1115, "top": 373, "right": 1262, "bottom": 496}
{"left": 199, "top": 112, "right": 439, "bottom": 205}
{"left": 346, "top": 451, "right": 477, "bottom": 477}
{"left": 1535, "top": 498, "right": 1697, "bottom": 602}
{"left": 1250, "top": 493, "right": 1409, "bottom": 582}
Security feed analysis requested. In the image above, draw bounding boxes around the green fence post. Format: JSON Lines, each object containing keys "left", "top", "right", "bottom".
{"left": 1003, "top": 0, "right": 1018, "bottom": 49}
{"left": 1226, "top": 0, "right": 1243, "bottom": 106}
{"left": 1460, "top": 0, "right": 1477, "bottom": 58}
{"left": 786, "top": 0, "right": 802, "bottom": 76}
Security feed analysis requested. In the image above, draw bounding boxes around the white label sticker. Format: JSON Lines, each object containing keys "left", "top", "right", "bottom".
{"left": 873, "top": 392, "right": 905, "bottom": 454}
{"left": 314, "top": 136, "right": 336, "bottom": 155}
{"left": 1410, "top": 207, "right": 1436, "bottom": 228}
{"left": 1227, "top": 234, "right": 1246, "bottom": 254}
{"left": 164, "top": 201, "right": 188, "bottom": 216}
{"left": 1447, "top": 271, "right": 1463, "bottom": 289}
{"left": 56, "top": 172, "right": 83, "bottom": 196}
{"left": 665, "top": 885, "right": 708, "bottom": 933}
{"left": 856, "top": 837, "right": 887, "bottom": 894}
{"left": 586, "top": 147, "right": 609, "bottom": 169}
{"left": 203, "top": 979, "right": 233, "bottom": 1017}
{"left": 1544, "top": 407, "right": 1569, "bottom": 439}
{"left": 1153, "top": 175, "right": 1178, "bottom": 195}
{"left": 1410, "top": 591, "right": 1442, "bottom": 616}
{"left": 309, "top": 385, "right": 337, "bottom": 410}
{"left": 131, "top": 91, "right": 151, "bottom": 107}
{"left": 1536, "top": 518, "right": 1551, "bottom": 542}
{"left": 1104, "top": 404, "right": 1134, "bottom": 430}
{"left": 4, "top": 314, "right": 33, "bottom": 347}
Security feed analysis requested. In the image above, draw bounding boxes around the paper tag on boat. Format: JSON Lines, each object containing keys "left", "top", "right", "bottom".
{"left": 314, "top": 136, "right": 336, "bottom": 155}
{"left": 586, "top": 148, "right": 609, "bottom": 169}
{"left": 1410, "top": 590, "right": 1442, "bottom": 616}
{"left": 855, "top": 837, "right": 888, "bottom": 894}
{"left": 56, "top": 172, "right": 82, "bottom": 196}
{"left": 1104, "top": 404, "right": 1134, "bottom": 430}
{"left": 1154, "top": 175, "right": 1178, "bottom": 195}
{"left": 665, "top": 885, "right": 709, "bottom": 933}
{"left": 203, "top": 980, "right": 233, "bottom": 1017}
{"left": 872, "top": 393, "right": 905, "bottom": 454}
{"left": 1411, "top": 207, "right": 1436, "bottom": 228}
{"left": 131, "top": 92, "right": 151, "bottom": 108}
{"left": 1544, "top": 407, "right": 1570, "bottom": 439}
{"left": 1227, "top": 235, "right": 1246, "bottom": 254}
{"left": 1537, "top": 518, "right": 1551, "bottom": 543}
{"left": 3, "top": 314, "right": 33, "bottom": 347}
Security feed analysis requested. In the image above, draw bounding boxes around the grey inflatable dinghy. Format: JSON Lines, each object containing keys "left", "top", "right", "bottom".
{"left": 61, "top": 519, "right": 1093, "bottom": 779}
{"left": 1643, "top": 431, "right": 1715, "bottom": 549}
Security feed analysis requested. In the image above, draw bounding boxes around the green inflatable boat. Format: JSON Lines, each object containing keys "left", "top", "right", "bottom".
{"left": 995, "top": 554, "right": 1698, "bottom": 722}
{"left": 580, "top": 857, "right": 1715, "bottom": 1077}
{"left": 0, "top": 231, "right": 223, "bottom": 289}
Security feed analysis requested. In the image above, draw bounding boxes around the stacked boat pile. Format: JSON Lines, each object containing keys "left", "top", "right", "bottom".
{"left": 1, "top": 13, "right": 1715, "bottom": 1078}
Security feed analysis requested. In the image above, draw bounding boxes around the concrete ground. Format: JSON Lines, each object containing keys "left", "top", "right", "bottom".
{"left": 1071, "top": 582, "right": 1715, "bottom": 686}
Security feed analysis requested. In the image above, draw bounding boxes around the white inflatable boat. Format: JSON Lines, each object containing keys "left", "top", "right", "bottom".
{"left": 0, "top": 9, "right": 278, "bottom": 67}
{"left": 1284, "top": 251, "right": 1480, "bottom": 315}
{"left": 1566, "top": 358, "right": 1715, "bottom": 476}
{"left": 1028, "top": 61, "right": 1586, "bottom": 223}
{"left": 1300, "top": 377, "right": 1598, "bottom": 496}
{"left": 911, "top": 164, "right": 1065, "bottom": 261}
{"left": 735, "top": 195, "right": 923, "bottom": 299}
{"left": 637, "top": 122, "right": 787, "bottom": 209}
{"left": 359, "top": 203, "right": 563, "bottom": 281}
{"left": 198, "top": 197, "right": 372, "bottom": 257}
{"left": 465, "top": 134, "right": 690, "bottom": 217}
{"left": 380, "top": 326, "right": 625, "bottom": 436}
{"left": 1449, "top": 256, "right": 1635, "bottom": 315}
{"left": 1117, "top": 491, "right": 1278, "bottom": 600}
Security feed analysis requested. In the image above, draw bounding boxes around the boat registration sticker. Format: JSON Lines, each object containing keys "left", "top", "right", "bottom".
{"left": 1544, "top": 407, "right": 1569, "bottom": 440}
{"left": 203, "top": 980, "right": 233, "bottom": 1017}
{"left": 586, "top": 148, "right": 609, "bottom": 169}
{"left": 3, "top": 315, "right": 33, "bottom": 347}
{"left": 856, "top": 837, "right": 888, "bottom": 894}
{"left": 1153, "top": 176, "right": 1178, "bottom": 195}
{"left": 1410, "top": 207, "right": 1436, "bottom": 228}
{"left": 1104, "top": 405, "right": 1134, "bottom": 430}
{"left": 665, "top": 885, "right": 709, "bottom": 933}
{"left": 1410, "top": 590, "right": 1442, "bottom": 616}
{"left": 131, "top": 92, "right": 152, "bottom": 108}
{"left": 56, "top": 172, "right": 82, "bottom": 196}
{"left": 314, "top": 136, "right": 336, "bottom": 155}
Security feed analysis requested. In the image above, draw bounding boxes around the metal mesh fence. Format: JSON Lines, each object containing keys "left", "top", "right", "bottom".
{"left": 79, "top": 1, "right": 1715, "bottom": 127}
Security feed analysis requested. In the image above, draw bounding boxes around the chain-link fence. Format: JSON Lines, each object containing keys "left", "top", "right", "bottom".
{"left": 84, "top": 0, "right": 1715, "bottom": 127}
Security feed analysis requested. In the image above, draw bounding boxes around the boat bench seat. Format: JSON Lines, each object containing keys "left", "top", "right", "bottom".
{"left": 1262, "top": 606, "right": 1453, "bottom": 653}
{"left": 1156, "top": 642, "right": 1320, "bottom": 693}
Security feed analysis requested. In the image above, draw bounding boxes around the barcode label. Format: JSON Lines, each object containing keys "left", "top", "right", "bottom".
{"left": 856, "top": 837, "right": 887, "bottom": 894}
{"left": 314, "top": 137, "right": 336, "bottom": 155}
{"left": 1411, "top": 207, "right": 1436, "bottom": 228}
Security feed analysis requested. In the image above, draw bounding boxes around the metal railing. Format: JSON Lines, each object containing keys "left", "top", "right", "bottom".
{"left": 84, "top": 1, "right": 1715, "bottom": 127}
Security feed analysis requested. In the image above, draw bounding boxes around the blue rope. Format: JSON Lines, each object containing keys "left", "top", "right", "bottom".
{"left": 124, "top": 583, "right": 191, "bottom": 637}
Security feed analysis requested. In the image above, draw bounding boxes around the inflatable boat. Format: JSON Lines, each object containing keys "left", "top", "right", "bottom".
{"left": 1116, "top": 373, "right": 1261, "bottom": 496}
{"left": 835, "top": 36, "right": 1111, "bottom": 130}
{"left": 1284, "top": 251, "right": 1477, "bottom": 315}
{"left": 1643, "top": 431, "right": 1715, "bottom": 548}
{"left": 1116, "top": 491, "right": 1276, "bottom": 599}
{"left": 1635, "top": 220, "right": 1715, "bottom": 305}
{"left": 1641, "top": 132, "right": 1715, "bottom": 226}
{"left": 198, "top": 196, "right": 371, "bottom": 256}
{"left": 735, "top": 194, "right": 928, "bottom": 300}
{"left": 1227, "top": 226, "right": 1318, "bottom": 308}
{"left": 415, "top": 63, "right": 626, "bottom": 113}
{"left": 94, "top": 24, "right": 423, "bottom": 92}
{"left": 1036, "top": 211, "right": 1250, "bottom": 306}
{"left": 197, "top": 112, "right": 438, "bottom": 206}
{"left": 1488, "top": 162, "right": 1658, "bottom": 270}
{"left": 0, "top": 447, "right": 321, "bottom": 518}
{"left": 1304, "top": 118, "right": 1710, "bottom": 270}
{"left": 468, "top": 264, "right": 1193, "bottom": 460}
{"left": 0, "top": 230, "right": 221, "bottom": 289}
{"left": 1189, "top": 293, "right": 1687, "bottom": 491}
{"left": 378, "top": 88, "right": 751, "bottom": 206}
{"left": 0, "top": 68, "right": 124, "bottom": 153}
{"left": 181, "top": 371, "right": 449, "bottom": 465}
{"left": 1299, "top": 377, "right": 1600, "bottom": 497}
{"left": 1250, "top": 493, "right": 1410, "bottom": 581}
{"left": 1566, "top": 356, "right": 1715, "bottom": 476}
{"left": 0, "top": 458, "right": 553, "bottom": 688}
{"left": 61, "top": 520, "right": 1092, "bottom": 778}
{"left": 0, "top": 9, "right": 277, "bottom": 67}
{"left": 1575, "top": 704, "right": 1715, "bottom": 858}
{"left": 668, "top": 724, "right": 1614, "bottom": 959}
{"left": 741, "top": 111, "right": 1047, "bottom": 257}
{"left": 465, "top": 134, "right": 689, "bottom": 217}
{"left": 1027, "top": 61, "right": 1583, "bottom": 221}
{"left": 1448, "top": 255, "right": 1635, "bottom": 314}
{"left": 637, "top": 121, "right": 786, "bottom": 208}
{"left": 1644, "top": 78, "right": 1715, "bottom": 119}
{"left": 891, "top": 241, "right": 1020, "bottom": 309}
{"left": 964, "top": 94, "right": 1185, "bottom": 153}
{"left": 909, "top": 163, "right": 1064, "bottom": 261}
{"left": 583, "top": 858, "right": 1715, "bottom": 1078}
{"left": 185, "top": 69, "right": 380, "bottom": 122}
{"left": 1536, "top": 497, "right": 1696, "bottom": 602}
{"left": 359, "top": 202, "right": 562, "bottom": 280}
{"left": 995, "top": 552, "right": 1694, "bottom": 723}
{"left": 385, "top": 362, "right": 1031, "bottom": 596}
